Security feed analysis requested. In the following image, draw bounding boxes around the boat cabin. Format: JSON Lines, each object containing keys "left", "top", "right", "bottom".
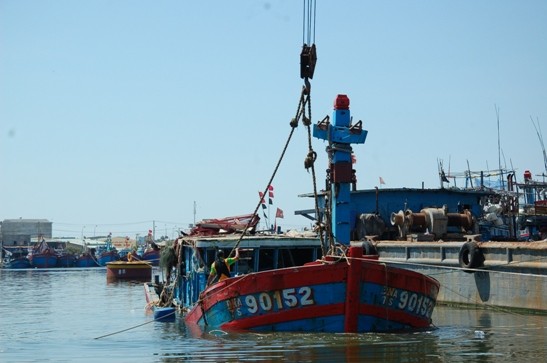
{"left": 174, "top": 234, "right": 321, "bottom": 309}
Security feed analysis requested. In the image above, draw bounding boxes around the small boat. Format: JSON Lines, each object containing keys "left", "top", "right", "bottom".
{"left": 106, "top": 261, "right": 152, "bottom": 281}
{"left": 28, "top": 239, "right": 58, "bottom": 268}
{"left": 144, "top": 283, "right": 176, "bottom": 321}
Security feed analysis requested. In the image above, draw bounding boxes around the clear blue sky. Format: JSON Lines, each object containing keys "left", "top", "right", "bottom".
{"left": 1, "top": 1, "right": 546, "bottom": 238}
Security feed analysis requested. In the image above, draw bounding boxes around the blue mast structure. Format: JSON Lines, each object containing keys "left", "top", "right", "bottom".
{"left": 313, "top": 94, "right": 368, "bottom": 245}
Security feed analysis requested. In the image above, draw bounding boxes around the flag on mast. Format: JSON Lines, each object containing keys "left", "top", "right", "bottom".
{"left": 276, "top": 208, "right": 284, "bottom": 219}
{"left": 258, "top": 191, "right": 267, "bottom": 209}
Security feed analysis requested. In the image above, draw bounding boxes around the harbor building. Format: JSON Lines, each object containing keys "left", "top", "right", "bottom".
{"left": 1, "top": 218, "right": 53, "bottom": 247}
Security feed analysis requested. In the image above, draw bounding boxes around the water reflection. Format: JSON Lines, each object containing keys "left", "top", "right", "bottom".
{"left": 148, "top": 307, "right": 547, "bottom": 363}
{"left": 1, "top": 269, "right": 545, "bottom": 363}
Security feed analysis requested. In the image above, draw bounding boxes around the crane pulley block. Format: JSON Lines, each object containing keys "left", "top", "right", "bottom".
{"left": 300, "top": 43, "right": 317, "bottom": 80}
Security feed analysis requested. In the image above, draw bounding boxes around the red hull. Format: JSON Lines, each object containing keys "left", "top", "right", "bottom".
{"left": 185, "top": 246, "right": 439, "bottom": 333}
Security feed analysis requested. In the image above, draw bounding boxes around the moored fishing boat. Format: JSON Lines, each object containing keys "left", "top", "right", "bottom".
{"left": 28, "top": 239, "right": 58, "bottom": 268}
{"left": 56, "top": 252, "right": 76, "bottom": 268}
{"left": 2, "top": 247, "right": 31, "bottom": 269}
{"left": 74, "top": 251, "right": 98, "bottom": 268}
{"left": 3, "top": 256, "right": 31, "bottom": 269}
{"left": 97, "top": 234, "right": 120, "bottom": 266}
{"left": 144, "top": 282, "right": 176, "bottom": 321}
{"left": 141, "top": 249, "right": 160, "bottom": 266}
{"left": 140, "top": 230, "right": 160, "bottom": 266}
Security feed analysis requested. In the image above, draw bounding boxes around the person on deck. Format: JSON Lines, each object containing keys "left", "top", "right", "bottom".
{"left": 206, "top": 248, "right": 239, "bottom": 286}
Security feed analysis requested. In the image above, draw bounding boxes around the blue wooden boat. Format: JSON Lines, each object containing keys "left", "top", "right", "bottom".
{"left": 97, "top": 233, "right": 120, "bottom": 266}
{"left": 153, "top": 307, "right": 176, "bottom": 321}
{"left": 56, "top": 252, "right": 76, "bottom": 268}
{"left": 29, "top": 239, "right": 58, "bottom": 268}
{"left": 5, "top": 256, "right": 32, "bottom": 269}
{"left": 144, "top": 282, "right": 176, "bottom": 322}
{"left": 98, "top": 250, "right": 120, "bottom": 266}
{"left": 141, "top": 249, "right": 160, "bottom": 266}
{"left": 75, "top": 252, "right": 98, "bottom": 267}
{"left": 162, "top": 94, "right": 439, "bottom": 333}
{"left": 2, "top": 247, "right": 31, "bottom": 269}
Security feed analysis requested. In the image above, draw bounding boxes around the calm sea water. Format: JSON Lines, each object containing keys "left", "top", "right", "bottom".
{"left": 0, "top": 268, "right": 545, "bottom": 362}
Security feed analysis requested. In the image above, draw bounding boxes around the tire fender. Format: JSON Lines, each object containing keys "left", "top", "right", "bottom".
{"left": 458, "top": 241, "right": 484, "bottom": 271}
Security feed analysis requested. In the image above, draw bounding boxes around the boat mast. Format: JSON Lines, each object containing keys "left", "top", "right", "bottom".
{"left": 495, "top": 104, "right": 506, "bottom": 190}
{"left": 313, "top": 95, "right": 368, "bottom": 245}
{"left": 530, "top": 116, "right": 547, "bottom": 177}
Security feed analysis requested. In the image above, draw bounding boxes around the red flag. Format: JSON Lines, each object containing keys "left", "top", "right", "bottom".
{"left": 276, "top": 208, "right": 284, "bottom": 219}
{"left": 258, "top": 191, "right": 265, "bottom": 203}
{"left": 379, "top": 177, "right": 386, "bottom": 185}
{"left": 268, "top": 191, "right": 274, "bottom": 198}
{"left": 351, "top": 154, "right": 356, "bottom": 164}
{"left": 268, "top": 185, "right": 274, "bottom": 191}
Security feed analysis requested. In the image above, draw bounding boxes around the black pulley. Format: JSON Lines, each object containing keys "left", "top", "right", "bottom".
{"left": 300, "top": 43, "right": 317, "bottom": 79}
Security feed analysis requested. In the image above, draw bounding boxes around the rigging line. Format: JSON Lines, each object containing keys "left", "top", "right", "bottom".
{"left": 93, "top": 310, "right": 176, "bottom": 340}
{"left": 303, "top": 0, "right": 316, "bottom": 45}
{"left": 308, "top": 0, "right": 313, "bottom": 45}
{"left": 302, "top": 0, "right": 305, "bottom": 44}
{"left": 531, "top": 115, "right": 547, "bottom": 174}
{"left": 230, "top": 94, "right": 305, "bottom": 254}
{"left": 312, "top": 0, "right": 317, "bottom": 44}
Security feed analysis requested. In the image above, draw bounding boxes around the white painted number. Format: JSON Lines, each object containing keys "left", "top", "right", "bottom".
{"left": 242, "top": 286, "right": 315, "bottom": 314}
{"left": 394, "top": 289, "right": 434, "bottom": 319}
{"left": 245, "top": 295, "right": 258, "bottom": 314}
{"left": 283, "top": 288, "right": 297, "bottom": 307}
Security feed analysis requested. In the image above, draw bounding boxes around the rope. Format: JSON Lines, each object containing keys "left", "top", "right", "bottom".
{"left": 229, "top": 86, "right": 310, "bottom": 256}
{"left": 93, "top": 308, "right": 177, "bottom": 340}
{"left": 302, "top": 0, "right": 317, "bottom": 45}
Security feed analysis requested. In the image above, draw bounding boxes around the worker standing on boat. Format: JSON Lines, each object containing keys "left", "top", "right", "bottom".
{"left": 206, "top": 248, "right": 239, "bottom": 286}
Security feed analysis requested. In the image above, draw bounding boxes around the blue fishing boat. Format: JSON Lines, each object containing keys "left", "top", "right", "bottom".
{"left": 2, "top": 247, "right": 31, "bottom": 269}
{"left": 140, "top": 230, "right": 160, "bottom": 266}
{"left": 75, "top": 251, "right": 98, "bottom": 267}
{"left": 4, "top": 256, "right": 31, "bottom": 269}
{"left": 154, "top": 94, "right": 439, "bottom": 333}
{"left": 29, "top": 239, "right": 58, "bottom": 268}
{"left": 97, "top": 234, "right": 120, "bottom": 266}
{"left": 140, "top": 249, "right": 159, "bottom": 266}
{"left": 56, "top": 252, "right": 76, "bottom": 268}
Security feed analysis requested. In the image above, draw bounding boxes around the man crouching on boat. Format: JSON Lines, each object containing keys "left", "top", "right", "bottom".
{"left": 206, "top": 248, "right": 240, "bottom": 286}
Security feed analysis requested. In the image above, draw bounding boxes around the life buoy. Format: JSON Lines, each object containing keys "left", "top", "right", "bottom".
{"left": 458, "top": 241, "right": 484, "bottom": 271}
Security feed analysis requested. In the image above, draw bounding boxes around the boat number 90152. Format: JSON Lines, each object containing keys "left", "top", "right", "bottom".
{"left": 240, "top": 287, "right": 315, "bottom": 314}
{"left": 381, "top": 287, "right": 435, "bottom": 318}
